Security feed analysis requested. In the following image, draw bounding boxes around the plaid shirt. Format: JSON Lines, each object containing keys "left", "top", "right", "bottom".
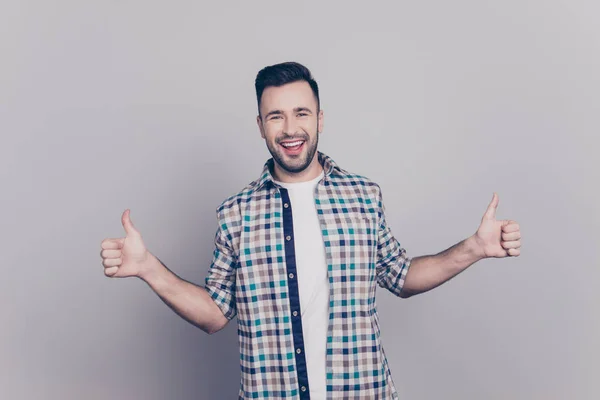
{"left": 205, "top": 151, "right": 412, "bottom": 399}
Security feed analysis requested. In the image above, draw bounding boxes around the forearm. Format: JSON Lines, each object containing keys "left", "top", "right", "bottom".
{"left": 139, "top": 254, "right": 228, "bottom": 334}
{"left": 401, "top": 235, "right": 485, "bottom": 297}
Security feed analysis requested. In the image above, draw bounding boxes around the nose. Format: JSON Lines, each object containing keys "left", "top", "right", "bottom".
{"left": 283, "top": 116, "right": 298, "bottom": 135}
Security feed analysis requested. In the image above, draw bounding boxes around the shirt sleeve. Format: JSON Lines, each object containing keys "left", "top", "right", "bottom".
{"left": 375, "top": 185, "right": 412, "bottom": 297}
{"left": 204, "top": 212, "right": 238, "bottom": 320}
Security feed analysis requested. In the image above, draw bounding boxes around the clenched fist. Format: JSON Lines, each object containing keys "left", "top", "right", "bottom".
{"left": 100, "top": 209, "right": 151, "bottom": 278}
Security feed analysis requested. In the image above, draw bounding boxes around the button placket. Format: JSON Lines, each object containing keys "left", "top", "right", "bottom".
{"left": 279, "top": 187, "right": 309, "bottom": 398}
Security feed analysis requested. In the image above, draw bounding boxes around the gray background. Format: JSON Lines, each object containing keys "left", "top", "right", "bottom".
{"left": 2, "top": 1, "right": 598, "bottom": 399}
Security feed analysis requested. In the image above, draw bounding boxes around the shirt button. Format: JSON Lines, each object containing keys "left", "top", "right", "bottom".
{"left": 300, "top": 386, "right": 306, "bottom": 392}
{"left": 286, "top": 235, "right": 291, "bottom": 241}
{"left": 293, "top": 310, "right": 298, "bottom": 317}
{"left": 296, "top": 348, "right": 302, "bottom": 354}
{"left": 284, "top": 203, "right": 289, "bottom": 208}
{"left": 289, "top": 272, "right": 294, "bottom": 279}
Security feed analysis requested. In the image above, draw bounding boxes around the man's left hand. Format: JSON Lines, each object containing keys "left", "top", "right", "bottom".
{"left": 473, "top": 193, "right": 521, "bottom": 259}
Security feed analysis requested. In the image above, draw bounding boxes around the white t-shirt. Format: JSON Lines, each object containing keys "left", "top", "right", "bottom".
{"left": 273, "top": 170, "right": 329, "bottom": 398}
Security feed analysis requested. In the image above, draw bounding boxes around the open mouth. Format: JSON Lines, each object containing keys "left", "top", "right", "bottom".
{"left": 279, "top": 139, "right": 305, "bottom": 155}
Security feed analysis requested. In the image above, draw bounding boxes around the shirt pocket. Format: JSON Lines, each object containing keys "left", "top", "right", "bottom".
{"left": 337, "top": 213, "right": 377, "bottom": 267}
{"left": 343, "top": 213, "right": 377, "bottom": 238}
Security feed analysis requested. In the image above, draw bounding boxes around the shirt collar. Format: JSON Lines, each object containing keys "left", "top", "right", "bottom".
{"left": 254, "top": 151, "right": 342, "bottom": 191}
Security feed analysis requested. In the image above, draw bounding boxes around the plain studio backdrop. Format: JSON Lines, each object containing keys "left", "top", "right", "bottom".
{"left": 1, "top": 1, "right": 598, "bottom": 399}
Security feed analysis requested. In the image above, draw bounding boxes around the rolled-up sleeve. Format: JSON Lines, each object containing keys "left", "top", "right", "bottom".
{"left": 204, "top": 214, "right": 238, "bottom": 320}
{"left": 374, "top": 185, "right": 412, "bottom": 297}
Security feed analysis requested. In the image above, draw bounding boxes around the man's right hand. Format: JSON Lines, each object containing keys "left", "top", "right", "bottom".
{"left": 100, "top": 209, "right": 153, "bottom": 279}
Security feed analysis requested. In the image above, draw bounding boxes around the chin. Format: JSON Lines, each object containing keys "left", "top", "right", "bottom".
{"left": 280, "top": 160, "right": 310, "bottom": 174}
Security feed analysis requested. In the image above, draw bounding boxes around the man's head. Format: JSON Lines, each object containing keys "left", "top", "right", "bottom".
{"left": 255, "top": 62, "right": 324, "bottom": 180}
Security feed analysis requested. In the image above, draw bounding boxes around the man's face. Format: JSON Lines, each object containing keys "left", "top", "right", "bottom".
{"left": 257, "top": 80, "right": 324, "bottom": 174}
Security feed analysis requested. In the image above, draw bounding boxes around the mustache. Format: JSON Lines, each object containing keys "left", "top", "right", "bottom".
{"left": 277, "top": 135, "right": 309, "bottom": 143}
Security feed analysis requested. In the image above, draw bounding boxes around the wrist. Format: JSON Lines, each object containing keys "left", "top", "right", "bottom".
{"left": 466, "top": 234, "right": 487, "bottom": 262}
{"left": 137, "top": 252, "right": 164, "bottom": 282}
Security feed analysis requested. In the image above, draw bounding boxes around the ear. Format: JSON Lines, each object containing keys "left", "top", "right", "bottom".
{"left": 317, "top": 109, "right": 324, "bottom": 134}
{"left": 257, "top": 115, "right": 265, "bottom": 139}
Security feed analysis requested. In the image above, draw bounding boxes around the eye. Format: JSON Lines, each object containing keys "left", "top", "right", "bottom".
{"left": 297, "top": 113, "right": 308, "bottom": 117}
{"left": 270, "top": 115, "right": 282, "bottom": 120}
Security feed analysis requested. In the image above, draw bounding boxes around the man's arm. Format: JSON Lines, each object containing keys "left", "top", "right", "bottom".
{"left": 398, "top": 193, "right": 522, "bottom": 298}
{"left": 398, "top": 235, "right": 484, "bottom": 298}
{"left": 101, "top": 209, "right": 235, "bottom": 335}
{"left": 140, "top": 254, "right": 229, "bottom": 334}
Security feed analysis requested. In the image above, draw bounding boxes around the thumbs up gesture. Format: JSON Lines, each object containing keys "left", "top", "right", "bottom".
{"left": 473, "top": 193, "right": 521, "bottom": 258}
{"left": 100, "top": 209, "right": 151, "bottom": 278}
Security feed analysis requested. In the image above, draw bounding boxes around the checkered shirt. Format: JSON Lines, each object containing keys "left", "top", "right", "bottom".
{"left": 204, "top": 151, "right": 412, "bottom": 399}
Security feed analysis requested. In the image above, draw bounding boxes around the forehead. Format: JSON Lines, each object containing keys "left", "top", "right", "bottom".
{"left": 260, "top": 81, "right": 317, "bottom": 113}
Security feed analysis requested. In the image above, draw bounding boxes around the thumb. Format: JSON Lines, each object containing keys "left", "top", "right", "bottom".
{"left": 483, "top": 192, "right": 499, "bottom": 220}
{"left": 121, "top": 209, "right": 140, "bottom": 236}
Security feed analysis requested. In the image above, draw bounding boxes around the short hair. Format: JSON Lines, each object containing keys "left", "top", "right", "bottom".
{"left": 255, "top": 61, "right": 320, "bottom": 116}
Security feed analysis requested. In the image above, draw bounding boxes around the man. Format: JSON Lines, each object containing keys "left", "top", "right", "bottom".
{"left": 100, "top": 62, "right": 522, "bottom": 399}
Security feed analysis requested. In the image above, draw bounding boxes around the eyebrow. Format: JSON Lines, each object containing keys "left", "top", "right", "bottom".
{"left": 264, "top": 107, "right": 313, "bottom": 118}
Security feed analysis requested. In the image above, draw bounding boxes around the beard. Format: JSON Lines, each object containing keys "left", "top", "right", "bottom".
{"left": 266, "top": 131, "right": 319, "bottom": 174}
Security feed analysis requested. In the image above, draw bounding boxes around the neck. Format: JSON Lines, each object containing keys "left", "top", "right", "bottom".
{"left": 272, "top": 154, "right": 323, "bottom": 183}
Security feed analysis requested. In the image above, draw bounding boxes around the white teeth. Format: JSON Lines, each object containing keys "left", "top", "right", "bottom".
{"left": 281, "top": 141, "right": 303, "bottom": 147}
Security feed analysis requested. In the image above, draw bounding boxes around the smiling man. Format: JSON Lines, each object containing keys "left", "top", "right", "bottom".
{"left": 258, "top": 75, "right": 323, "bottom": 181}
{"left": 100, "top": 62, "right": 522, "bottom": 399}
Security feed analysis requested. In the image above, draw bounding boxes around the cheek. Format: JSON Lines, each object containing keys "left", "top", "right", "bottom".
{"left": 298, "top": 119, "right": 316, "bottom": 132}
{"left": 264, "top": 126, "right": 281, "bottom": 144}
{"left": 263, "top": 124, "right": 281, "bottom": 140}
